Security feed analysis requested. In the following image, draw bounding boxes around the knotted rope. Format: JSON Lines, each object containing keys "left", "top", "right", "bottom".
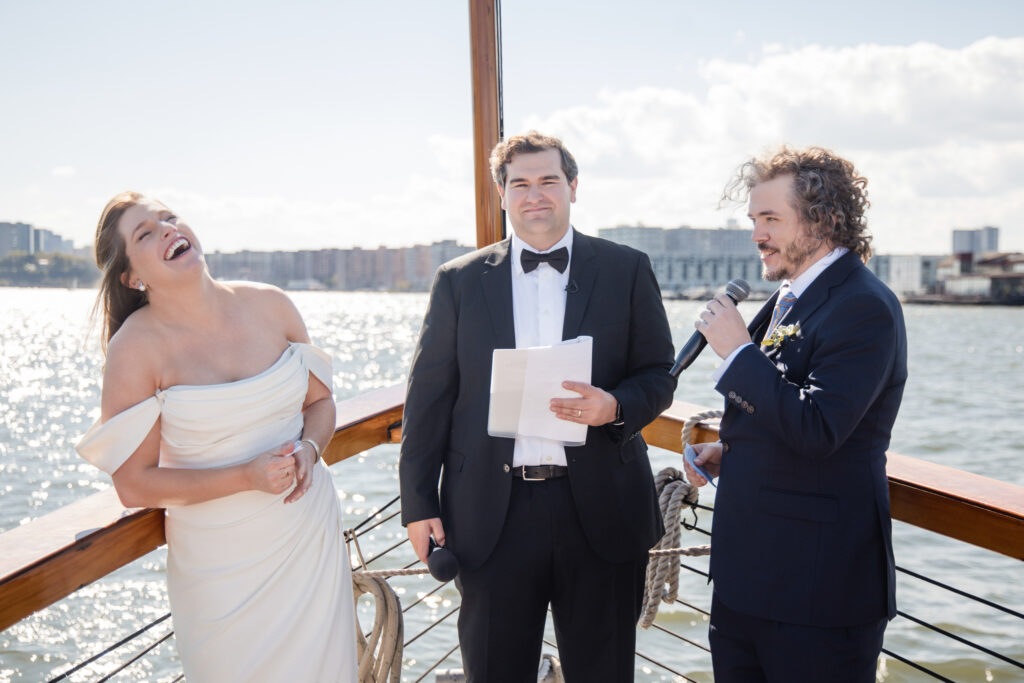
{"left": 681, "top": 409, "right": 724, "bottom": 450}
{"left": 638, "top": 409, "right": 723, "bottom": 629}
{"left": 352, "top": 571, "right": 404, "bottom": 683}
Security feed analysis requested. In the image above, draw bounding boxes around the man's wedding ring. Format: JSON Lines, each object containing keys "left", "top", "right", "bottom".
{"left": 576, "top": 409, "right": 582, "bottom": 418}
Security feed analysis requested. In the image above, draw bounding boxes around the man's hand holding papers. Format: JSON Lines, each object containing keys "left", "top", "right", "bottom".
{"left": 488, "top": 336, "right": 595, "bottom": 445}
{"left": 549, "top": 380, "right": 619, "bottom": 426}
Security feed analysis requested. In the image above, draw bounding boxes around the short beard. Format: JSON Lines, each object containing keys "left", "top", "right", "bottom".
{"left": 761, "top": 230, "right": 823, "bottom": 281}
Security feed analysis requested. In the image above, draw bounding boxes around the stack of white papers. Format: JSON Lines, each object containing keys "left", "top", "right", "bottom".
{"left": 487, "top": 336, "right": 593, "bottom": 446}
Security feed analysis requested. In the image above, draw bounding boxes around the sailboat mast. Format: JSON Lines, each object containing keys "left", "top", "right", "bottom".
{"left": 469, "top": 0, "right": 504, "bottom": 249}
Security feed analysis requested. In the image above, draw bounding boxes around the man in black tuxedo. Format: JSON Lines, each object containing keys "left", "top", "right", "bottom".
{"left": 400, "top": 131, "right": 675, "bottom": 682}
{"left": 686, "top": 147, "right": 907, "bottom": 683}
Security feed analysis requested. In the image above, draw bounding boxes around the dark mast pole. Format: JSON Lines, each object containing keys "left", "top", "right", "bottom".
{"left": 469, "top": 0, "right": 504, "bottom": 248}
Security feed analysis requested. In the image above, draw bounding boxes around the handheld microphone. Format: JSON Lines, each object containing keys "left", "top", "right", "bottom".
{"left": 669, "top": 279, "right": 750, "bottom": 378}
{"left": 427, "top": 537, "right": 460, "bottom": 582}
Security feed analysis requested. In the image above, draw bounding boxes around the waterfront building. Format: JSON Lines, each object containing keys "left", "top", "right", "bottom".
{"left": 32, "top": 228, "right": 74, "bottom": 255}
{"left": 598, "top": 224, "right": 768, "bottom": 294}
{"left": 1, "top": 222, "right": 77, "bottom": 259}
{"left": 952, "top": 226, "right": 999, "bottom": 255}
{"left": 868, "top": 254, "right": 945, "bottom": 296}
{"left": 205, "top": 240, "right": 473, "bottom": 291}
{"left": 939, "top": 252, "right": 1024, "bottom": 302}
{"left": 599, "top": 225, "right": 669, "bottom": 255}
{"left": 0, "top": 222, "right": 35, "bottom": 257}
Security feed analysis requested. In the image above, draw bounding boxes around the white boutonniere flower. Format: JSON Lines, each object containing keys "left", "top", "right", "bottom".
{"left": 763, "top": 323, "right": 800, "bottom": 349}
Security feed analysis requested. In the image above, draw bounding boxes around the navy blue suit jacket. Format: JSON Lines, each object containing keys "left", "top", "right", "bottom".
{"left": 399, "top": 230, "right": 675, "bottom": 571}
{"left": 711, "top": 252, "right": 906, "bottom": 627}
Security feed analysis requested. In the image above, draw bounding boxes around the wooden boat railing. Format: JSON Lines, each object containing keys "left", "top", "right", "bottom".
{"left": 2, "top": 382, "right": 1022, "bottom": 635}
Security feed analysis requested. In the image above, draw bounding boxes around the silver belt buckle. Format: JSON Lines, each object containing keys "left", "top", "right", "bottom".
{"left": 521, "top": 465, "right": 544, "bottom": 481}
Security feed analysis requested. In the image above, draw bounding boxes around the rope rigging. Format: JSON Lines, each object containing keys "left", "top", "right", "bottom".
{"left": 637, "top": 408, "right": 721, "bottom": 629}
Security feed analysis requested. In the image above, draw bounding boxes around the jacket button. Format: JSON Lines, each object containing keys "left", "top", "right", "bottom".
{"left": 727, "top": 391, "right": 736, "bottom": 399}
{"left": 503, "top": 464, "right": 510, "bottom": 472}
{"left": 721, "top": 441, "right": 731, "bottom": 453}
{"left": 741, "top": 400, "right": 749, "bottom": 410}
{"left": 746, "top": 405, "right": 755, "bottom": 414}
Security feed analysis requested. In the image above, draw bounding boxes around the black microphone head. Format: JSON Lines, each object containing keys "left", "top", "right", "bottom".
{"left": 725, "top": 279, "right": 751, "bottom": 303}
{"left": 427, "top": 542, "right": 460, "bottom": 582}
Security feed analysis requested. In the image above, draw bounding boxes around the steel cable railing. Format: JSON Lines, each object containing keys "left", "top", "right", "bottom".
{"left": 882, "top": 563, "right": 1024, "bottom": 679}
{"left": 648, "top": 621, "right": 711, "bottom": 654}
{"left": 412, "top": 643, "right": 460, "bottom": 683}
{"left": 403, "top": 606, "right": 460, "bottom": 648}
{"left": 673, "top": 597, "right": 710, "bottom": 617}
{"left": 38, "top": 453, "right": 1021, "bottom": 683}
{"left": 881, "top": 647, "right": 955, "bottom": 682}
{"left": 897, "top": 564, "right": 1024, "bottom": 620}
{"left": 94, "top": 630, "right": 175, "bottom": 683}
{"left": 47, "top": 613, "right": 173, "bottom": 682}
{"left": 896, "top": 609, "right": 1023, "bottom": 671}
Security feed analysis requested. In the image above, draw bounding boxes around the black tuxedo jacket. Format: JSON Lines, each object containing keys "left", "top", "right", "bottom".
{"left": 400, "top": 230, "right": 676, "bottom": 571}
{"left": 711, "top": 252, "right": 907, "bottom": 627}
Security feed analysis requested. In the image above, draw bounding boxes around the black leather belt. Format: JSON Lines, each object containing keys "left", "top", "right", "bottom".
{"left": 510, "top": 465, "right": 568, "bottom": 481}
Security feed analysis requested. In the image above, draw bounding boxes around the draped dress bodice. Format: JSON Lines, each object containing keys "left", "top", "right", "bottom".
{"left": 77, "top": 343, "right": 357, "bottom": 682}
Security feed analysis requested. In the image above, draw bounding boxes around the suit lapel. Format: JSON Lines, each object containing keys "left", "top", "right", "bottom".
{"left": 786, "top": 252, "right": 862, "bottom": 326}
{"left": 562, "top": 229, "right": 598, "bottom": 340}
{"left": 481, "top": 240, "right": 516, "bottom": 348}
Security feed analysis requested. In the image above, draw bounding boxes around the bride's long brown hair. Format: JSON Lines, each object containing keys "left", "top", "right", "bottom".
{"left": 92, "top": 191, "right": 148, "bottom": 353}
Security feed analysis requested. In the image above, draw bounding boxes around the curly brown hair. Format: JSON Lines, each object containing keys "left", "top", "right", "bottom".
{"left": 489, "top": 130, "right": 579, "bottom": 188}
{"left": 724, "top": 146, "right": 872, "bottom": 261}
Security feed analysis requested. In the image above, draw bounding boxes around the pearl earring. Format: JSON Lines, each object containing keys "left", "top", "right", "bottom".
{"left": 135, "top": 282, "right": 146, "bottom": 292}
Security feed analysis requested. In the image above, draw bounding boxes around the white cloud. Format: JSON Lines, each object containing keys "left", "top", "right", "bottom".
{"left": 142, "top": 136, "right": 478, "bottom": 252}
{"left": 520, "top": 37, "right": 1024, "bottom": 253}
{"left": 22, "top": 38, "right": 1024, "bottom": 255}
{"left": 51, "top": 166, "right": 76, "bottom": 178}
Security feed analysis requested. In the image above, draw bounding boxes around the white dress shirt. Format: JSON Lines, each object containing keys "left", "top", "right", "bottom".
{"left": 713, "top": 247, "right": 849, "bottom": 380}
{"left": 510, "top": 229, "right": 573, "bottom": 467}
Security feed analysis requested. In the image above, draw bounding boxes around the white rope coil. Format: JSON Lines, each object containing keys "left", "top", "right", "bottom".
{"left": 638, "top": 409, "right": 723, "bottom": 629}
{"left": 352, "top": 572, "right": 404, "bottom": 683}
{"left": 639, "top": 468, "right": 700, "bottom": 628}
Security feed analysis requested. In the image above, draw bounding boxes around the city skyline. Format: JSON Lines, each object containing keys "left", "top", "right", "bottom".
{"left": 2, "top": 1, "right": 1022, "bottom": 254}
{"left": 3, "top": 220, "right": 1016, "bottom": 299}
{"left": 2, "top": 217, "right": 1006, "bottom": 257}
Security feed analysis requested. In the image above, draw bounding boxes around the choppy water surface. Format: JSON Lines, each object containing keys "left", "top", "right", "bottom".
{"left": 1, "top": 288, "right": 1021, "bottom": 681}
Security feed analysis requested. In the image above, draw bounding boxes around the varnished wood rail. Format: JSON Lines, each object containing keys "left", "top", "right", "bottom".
{"left": 644, "top": 400, "right": 1024, "bottom": 561}
{"left": 1, "top": 387, "right": 1021, "bottom": 632}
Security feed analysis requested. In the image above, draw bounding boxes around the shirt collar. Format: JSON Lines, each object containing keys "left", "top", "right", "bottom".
{"left": 511, "top": 228, "right": 574, "bottom": 276}
{"left": 783, "top": 247, "right": 848, "bottom": 298}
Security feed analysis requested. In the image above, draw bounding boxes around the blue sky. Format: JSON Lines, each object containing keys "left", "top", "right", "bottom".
{"left": 2, "top": 1, "right": 1022, "bottom": 254}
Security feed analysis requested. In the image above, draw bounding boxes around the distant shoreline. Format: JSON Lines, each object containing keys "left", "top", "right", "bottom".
{"left": 4, "top": 284, "right": 1023, "bottom": 307}
{"left": 901, "top": 294, "right": 1024, "bottom": 306}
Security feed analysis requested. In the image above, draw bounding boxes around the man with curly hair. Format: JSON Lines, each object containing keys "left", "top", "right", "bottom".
{"left": 684, "top": 146, "right": 907, "bottom": 682}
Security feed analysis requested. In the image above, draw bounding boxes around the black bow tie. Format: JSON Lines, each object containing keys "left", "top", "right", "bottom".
{"left": 520, "top": 247, "right": 569, "bottom": 273}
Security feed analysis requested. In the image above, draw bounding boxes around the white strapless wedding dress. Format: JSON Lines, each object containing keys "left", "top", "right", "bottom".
{"left": 77, "top": 343, "right": 357, "bottom": 683}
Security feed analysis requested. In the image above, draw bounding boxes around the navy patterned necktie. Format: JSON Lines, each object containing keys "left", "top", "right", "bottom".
{"left": 520, "top": 247, "right": 569, "bottom": 273}
{"left": 764, "top": 291, "right": 797, "bottom": 340}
